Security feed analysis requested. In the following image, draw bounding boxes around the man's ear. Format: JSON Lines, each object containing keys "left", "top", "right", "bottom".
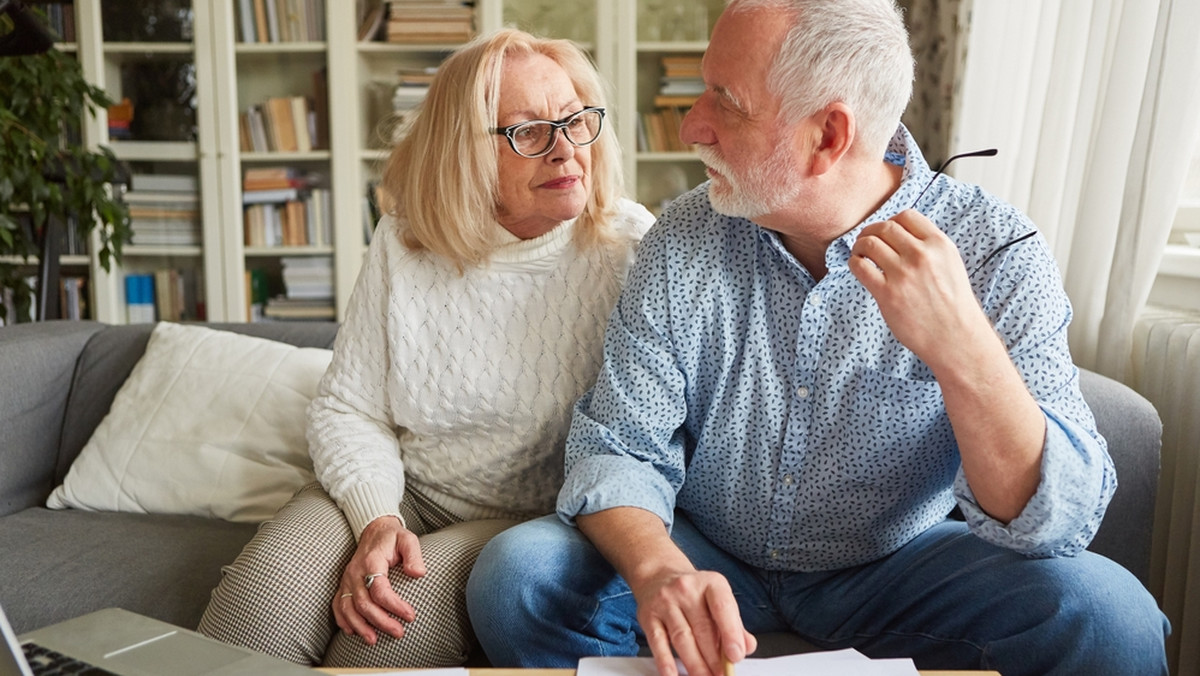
{"left": 808, "top": 102, "right": 855, "bottom": 176}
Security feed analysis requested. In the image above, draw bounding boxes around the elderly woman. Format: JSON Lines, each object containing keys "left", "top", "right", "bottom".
{"left": 197, "top": 28, "right": 653, "bottom": 668}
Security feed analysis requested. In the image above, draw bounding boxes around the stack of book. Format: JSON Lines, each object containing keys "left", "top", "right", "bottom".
{"left": 242, "top": 168, "right": 332, "bottom": 248}
{"left": 385, "top": 0, "right": 475, "bottom": 44}
{"left": 638, "top": 55, "right": 703, "bottom": 153}
{"left": 124, "top": 269, "right": 199, "bottom": 323}
{"left": 240, "top": 94, "right": 321, "bottom": 153}
{"left": 235, "top": 0, "right": 326, "bottom": 43}
{"left": 265, "top": 256, "right": 335, "bottom": 320}
{"left": 391, "top": 65, "right": 438, "bottom": 126}
{"left": 125, "top": 174, "right": 202, "bottom": 248}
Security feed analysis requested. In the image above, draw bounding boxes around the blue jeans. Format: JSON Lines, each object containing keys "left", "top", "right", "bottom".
{"left": 466, "top": 514, "right": 1168, "bottom": 675}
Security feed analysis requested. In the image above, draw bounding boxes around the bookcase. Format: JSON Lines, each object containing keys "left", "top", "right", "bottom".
{"left": 54, "top": 0, "right": 716, "bottom": 325}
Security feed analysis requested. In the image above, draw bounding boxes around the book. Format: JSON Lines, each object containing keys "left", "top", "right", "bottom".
{"left": 130, "top": 174, "right": 199, "bottom": 193}
{"left": 290, "top": 96, "right": 313, "bottom": 152}
{"left": 243, "top": 167, "right": 317, "bottom": 191}
{"left": 357, "top": 4, "right": 385, "bottom": 41}
{"left": 124, "top": 190, "right": 201, "bottom": 205}
{"left": 154, "top": 269, "right": 183, "bottom": 322}
{"left": 653, "top": 94, "right": 700, "bottom": 109}
{"left": 243, "top": 187, "right": 305, "bottom": 204}
{"left": 253, "top": 0, "right": 269, "bottom": 42}
{"left": 266, "top": 96, "right": 298, "bottom": 152}
{"left": 312, "top": 68, "right": 329, "bottom": 150}
{"left": 237, "top": 0, "right": 257, "bottom": 42}
{"left": 245, "top": 268, "right": 270, "bottom": 322}
{"left": 264, "top": 0, "right": 280, "bottom": 42}
{"left": 264, "top": 296, "right": 336, "bottom": 320}
{"left": 124, "top": 274, "right": 156, "bottom": 324}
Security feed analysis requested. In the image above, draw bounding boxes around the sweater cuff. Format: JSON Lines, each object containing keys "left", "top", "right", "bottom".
{"left": 342, "top": 482, "right": 406, "bottom": 539}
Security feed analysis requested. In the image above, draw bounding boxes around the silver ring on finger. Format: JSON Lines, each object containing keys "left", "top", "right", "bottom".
{"left": 364, "top": 572, "right": 385, "bottom": 589}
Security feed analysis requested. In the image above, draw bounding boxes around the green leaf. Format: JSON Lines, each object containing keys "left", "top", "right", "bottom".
{"left": 0, "top": 43, "right": 128, "bottom": 279}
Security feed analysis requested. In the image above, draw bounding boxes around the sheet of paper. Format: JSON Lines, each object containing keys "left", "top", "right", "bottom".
{"left": 324, "top": 668, "right": 469, "bottom": 676}
{"left": 579, "top": 651, "right": 919, "bottom": 676}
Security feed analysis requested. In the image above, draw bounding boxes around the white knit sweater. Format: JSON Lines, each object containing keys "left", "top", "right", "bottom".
{"left": 307, "top": 199, "right": 654, "bottom": 537}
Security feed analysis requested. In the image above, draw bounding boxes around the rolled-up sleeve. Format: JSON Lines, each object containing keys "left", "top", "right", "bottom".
{"left": 956, "top": 232, "right": 1116, "bottom": 556}
{"left": 557, "top": 227, "right": 689, "bottom": 530}
{"left": 955, "top": 401, "right": 1115, "bottom": 557}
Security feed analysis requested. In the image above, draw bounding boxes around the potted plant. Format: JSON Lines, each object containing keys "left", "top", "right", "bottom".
{"left": 0, "top": 7, "right": 131, "bottom": 324}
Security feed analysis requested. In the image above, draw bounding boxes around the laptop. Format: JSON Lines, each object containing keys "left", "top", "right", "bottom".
{"left": 2, "top": 603, "right": 313, "bottom": 676}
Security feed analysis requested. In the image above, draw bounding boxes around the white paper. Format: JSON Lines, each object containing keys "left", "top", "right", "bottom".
{"left": 579, "top": 651, "right": 919, "bottom": 676}
{"left": 324, "top": 669, "right": 469, "bottom": 676}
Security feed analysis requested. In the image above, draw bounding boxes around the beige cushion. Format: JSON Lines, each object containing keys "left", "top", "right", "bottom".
{"left": 47, "top": 321, "right": 332, "bottom": 522}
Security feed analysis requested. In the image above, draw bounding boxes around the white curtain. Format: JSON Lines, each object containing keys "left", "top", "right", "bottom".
{"left": 949, "top": 0, "right": 1200, "bottom": 382}
{"left": 948, "top": 2, "right": 1200, "bottom": 672}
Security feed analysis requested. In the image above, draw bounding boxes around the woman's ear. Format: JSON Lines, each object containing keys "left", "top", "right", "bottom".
{"left": 808, "top": 102, "right": 855, "bottom": 176}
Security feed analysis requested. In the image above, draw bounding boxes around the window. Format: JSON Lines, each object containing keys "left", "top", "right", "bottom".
{"left": 1149, "top": 133, "right": 1200, "bottom": 312}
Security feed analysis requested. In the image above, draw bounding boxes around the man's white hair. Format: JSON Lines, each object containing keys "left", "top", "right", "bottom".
{"left": 726, "top": 0, "right": 914, "bottom": 156}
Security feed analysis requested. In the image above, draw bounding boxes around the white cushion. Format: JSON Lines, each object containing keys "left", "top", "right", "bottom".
{"left": 47, "top": 321, "right": 332, "bottom": 523}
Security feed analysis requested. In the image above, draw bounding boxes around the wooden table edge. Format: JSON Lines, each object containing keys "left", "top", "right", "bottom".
{"left": 317, "top": 668, "right": 1000, "bottom": 675}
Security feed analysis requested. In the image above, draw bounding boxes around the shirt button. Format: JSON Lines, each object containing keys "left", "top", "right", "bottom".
{"left": 810, "top": 292, "right": 822, "bottom": 306}
{"left": 783, "top": 474, "right": 794, "bottom": 485}
{"left": 770, "top": 549, "right": 780, "bottom": 559}
{"left": 796, "top": 386, "right": 809, "bottom": 399}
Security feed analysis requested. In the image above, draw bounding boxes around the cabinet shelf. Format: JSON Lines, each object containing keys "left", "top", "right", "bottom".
{"left": 357, "top": 42, "right": 462, "bottom": 54}
{"left": 124, "top": 246, "right": 203, "bottom": 257}
{"left": 108, "top": 141, "right": 197, "bottom": 162}
{"left": 236, "top": 42, "right": 326, "bottom": 54}
{"left": 103, "top": 42, "right": 193, "bottom": 54}
{"left": 245, "top": 246, "right": 335, "bottom": 257}
{"left": 51, "top": 0, "right": 717, "bottom": 326}
{"left": 0, "top": 255, "right": 90, "bottom": 266}
{"left": 639, "top": 151, "right": 700, "bottom": 162}
{"left": 240, "top": 151, "right": 333, "bottom": 163}
{"left": 361, "top": 148, "right": 391, "bottom": 161}
{"left": 638, "top": 41, "right": 707, "bottom": 52}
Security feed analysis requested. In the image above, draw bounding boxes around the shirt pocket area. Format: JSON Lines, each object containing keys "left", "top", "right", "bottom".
{"left": 835, "top": 366, "right": 957, "bottom": 488}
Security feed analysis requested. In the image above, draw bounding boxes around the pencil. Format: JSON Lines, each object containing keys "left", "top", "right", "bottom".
{"left": 723, "top": 658, "right": 735, "bottom": 676}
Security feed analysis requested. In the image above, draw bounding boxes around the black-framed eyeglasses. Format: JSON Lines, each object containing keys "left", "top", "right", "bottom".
{"left": 908, "top": 147, "right": 1038, "bottom": 276}
{"left": 492, "top": 107, "right": 605, "bottom": 158}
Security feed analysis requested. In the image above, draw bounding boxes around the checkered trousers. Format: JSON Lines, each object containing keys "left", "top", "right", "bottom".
{"left": 197, "top": 482, "right": 519, "bottom": 667}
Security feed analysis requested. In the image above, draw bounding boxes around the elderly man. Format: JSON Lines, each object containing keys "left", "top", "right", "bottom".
{"left": 466, "top": 1, "right": 1169, "bottom": 675}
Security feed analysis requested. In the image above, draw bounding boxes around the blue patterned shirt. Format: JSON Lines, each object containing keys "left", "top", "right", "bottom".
{"left": 558, "top": 126, "right": 1116, "bottom": 571}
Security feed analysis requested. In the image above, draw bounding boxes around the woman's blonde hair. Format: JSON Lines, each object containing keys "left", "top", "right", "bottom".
{"left": 379, "top": 28, "right": 624, "bottom": 269}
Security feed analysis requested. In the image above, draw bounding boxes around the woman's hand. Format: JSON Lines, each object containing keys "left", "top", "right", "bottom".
{"left": 332, "top": 515, "right": 427, "bottom": 644}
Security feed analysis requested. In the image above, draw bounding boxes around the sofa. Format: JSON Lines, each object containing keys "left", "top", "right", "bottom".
{"left": 0, "top": 319, "right": 1163, "bottom": 658}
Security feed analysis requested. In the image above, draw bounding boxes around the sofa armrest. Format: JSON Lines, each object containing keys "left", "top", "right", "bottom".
{"left": 0, "top": 320, "right": 104, "bottom": 517}
{"left": 1078, "top": 367, "right": 1162, "bottom": 587}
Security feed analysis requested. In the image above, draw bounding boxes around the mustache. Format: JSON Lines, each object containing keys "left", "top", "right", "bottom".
{"left": 694, "top": 146, "right": 730, "bottom": 176}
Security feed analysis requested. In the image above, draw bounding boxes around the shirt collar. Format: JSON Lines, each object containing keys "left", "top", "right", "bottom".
{"left": 824, "top": 124, "right": 934, "bottom": 269}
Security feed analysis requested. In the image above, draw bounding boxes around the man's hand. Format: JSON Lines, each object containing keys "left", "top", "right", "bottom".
{"left": 633, "top": 569, "right": 756, "bottom": 676}
{"left": 848, "top": 208, "right": 993, "bottom": 369}
{"left": 578, "top": 508, "right": 756, "bottom": 676}
{"left": 848, "top": 208, "right": 1046, "bottom": 522}
{"left": 333, "top": 515, "right": 427, "bottom": 644}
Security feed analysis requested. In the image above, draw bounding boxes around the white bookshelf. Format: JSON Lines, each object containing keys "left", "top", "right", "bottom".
{"left": 66, "top": 0, "right": 716, "bottom": 324}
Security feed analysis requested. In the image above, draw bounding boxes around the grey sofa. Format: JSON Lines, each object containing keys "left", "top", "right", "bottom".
{"left": 0, "top": 320, "right": 338, "bottom": 635}
{"left": 0, "top": 319, "right": 1163, "bottom": 655}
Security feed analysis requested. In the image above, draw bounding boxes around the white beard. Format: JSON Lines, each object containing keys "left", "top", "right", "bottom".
{"left": 696, "top": 143, "right": 802, "bottom": 218}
